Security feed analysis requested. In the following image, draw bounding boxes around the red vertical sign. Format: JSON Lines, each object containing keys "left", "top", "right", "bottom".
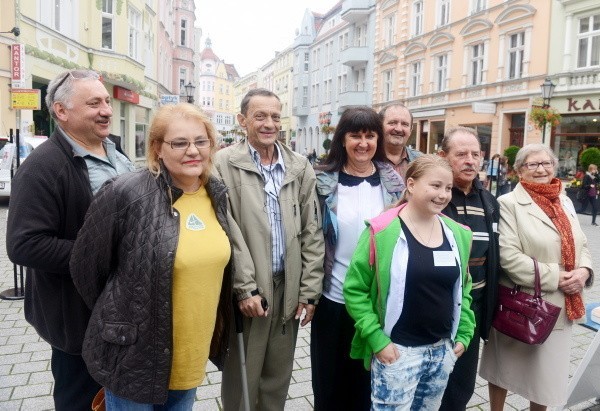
{"left": 11, "top": 44, "right": 25, "bottom": 87}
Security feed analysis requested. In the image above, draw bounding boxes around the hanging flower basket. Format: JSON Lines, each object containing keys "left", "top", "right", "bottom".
{"left": 530, "top": 106, "right": 561, "bottom": 130}
{"left": 321, "top": 125, "right": 335, "bottom": 135}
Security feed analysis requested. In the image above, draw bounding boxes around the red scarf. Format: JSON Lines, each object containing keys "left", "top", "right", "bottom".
{"left": 520, "top": 178, "right": 585, "bottom": 321}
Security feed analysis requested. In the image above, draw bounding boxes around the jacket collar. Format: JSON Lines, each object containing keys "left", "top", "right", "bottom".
{"left": 513, "top": 182, "right": 559, "bottom": 232}
{"left": 226, "top": 139, "right": 306, "bottom": 184}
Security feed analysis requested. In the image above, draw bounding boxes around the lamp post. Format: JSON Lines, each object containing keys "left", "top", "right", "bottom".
{"left": 183, "top": 81, "right": 195, "bottom": 104}
{"left": 540, "top": 77, "right": 555, "bottom": 145}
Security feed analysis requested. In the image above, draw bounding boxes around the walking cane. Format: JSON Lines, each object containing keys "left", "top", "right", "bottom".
{"left": 234, "top": 298, "right": 268, "bottom": 411}
{"left": 233, "top": 301, "right": 251, "bottom": 411}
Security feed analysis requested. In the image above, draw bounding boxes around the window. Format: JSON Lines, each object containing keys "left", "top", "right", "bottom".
{"left": 101, "top": 0, "right": 114, "bottom": 49}
{"left": 471, "top": 0, "right": 486, "bottom": 14}
{"left": 412, "top": 1, "right": 423, "bottom": 36}
{"left": 135, "top": 107, "right": 149, "bottom": 158}
{"left": 338, "top": 72, "right": 347, "bottom": 94}
{"left": 383, "top": 14, "right": 396, "bottom": 47}
{"left": 470, "top": 43, "right": 485, "bottom": 85}
{"left": 129, "top": 7, "right": 142, "bottom": 60}
{"left": 339, "top": 32, "right": 349, "bottom": 50}
{"left": 383, "top": 69, "right": 394, "bottom": 101}
{"left": 355, "top": 68, "right": 366, "bottom": 91}
{"left": 508, "top": 32, "right": 525, "bottom": 79}
{"left": 302, "top": 86, "right": 308, "bottom": 107}
{"left": 437, "top": 0, "right": 450, "bottom": 27}
{"left": 435, "top": 54, "right": 448, "bottom": 92}
{"left": 179, "top": 67, "right": 186, "bottom": 91}
{"left": 577, "top": 14, "right": 600, "bottom": 68}
{"left": 410, "top": 61, "right": 422, "bottom": 96}
{"left": 54, "top": 0, "right": 61, "bottom": 31}
{"left": 355, "top": 25, "right": 367, "bottom": 47}
{"left": 304, "top": 52, "right": 309, "bottom": 72}
{"left": 180, "top": 19, "right": 187, "bottom": 47}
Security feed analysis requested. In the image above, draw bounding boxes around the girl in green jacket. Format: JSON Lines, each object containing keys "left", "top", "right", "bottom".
{"left": 344, "top": 155, "right": 475, "bottom": 410}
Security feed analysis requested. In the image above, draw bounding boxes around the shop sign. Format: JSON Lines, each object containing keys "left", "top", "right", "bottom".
{"left": 11, "top": 89, "right": 41, "bottom": 110}
{"left": 113, "top": 86, "right": 140, "bottom": 104}
{"left": 565, "top": 97, "right": 600, "bottom": 113}
{"left": 472, "top": 102, "right": 496, "bottom": 114}
{"left": 11, "top": 44, "right": 25, "bottom": 88}
{"left": 160, "top": 95, "right": 180, "bottom": 105}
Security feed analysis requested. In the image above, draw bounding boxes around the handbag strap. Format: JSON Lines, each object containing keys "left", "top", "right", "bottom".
{"left": 532, "top": 257, "right": 542, "bottom": 299}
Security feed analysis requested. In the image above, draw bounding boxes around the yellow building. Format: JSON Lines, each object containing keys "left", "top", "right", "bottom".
{"left": 1, "top": 0, "right": 159, "bottom": 162}
{"left": 0, "top": 1, "right": 19, "bottom": 136}
{"left": 373, "top": 0, "right": 553, "bottom": 161}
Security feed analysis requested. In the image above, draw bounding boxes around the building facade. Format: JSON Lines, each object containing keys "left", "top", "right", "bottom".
{"left": 292, "top": 0, "right": 377, "bottom": 155}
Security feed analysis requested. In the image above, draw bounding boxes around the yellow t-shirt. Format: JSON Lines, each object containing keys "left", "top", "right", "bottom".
{"left": 169, "top": 186, "right": 231, "bottom": 389}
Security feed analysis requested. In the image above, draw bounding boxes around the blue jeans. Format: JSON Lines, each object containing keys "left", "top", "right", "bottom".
{"left": 105, "top": 388, "right": 197, "bottom": 411}
{"left": 371, "top": 338, "right": 457, "bottom": 411}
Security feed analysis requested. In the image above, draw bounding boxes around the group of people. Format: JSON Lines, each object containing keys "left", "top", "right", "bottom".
{"left": 6, "top": 68, "right": 594, "bottom": 411}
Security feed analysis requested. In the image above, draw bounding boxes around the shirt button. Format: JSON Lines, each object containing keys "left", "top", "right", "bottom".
{"left": 121, "top": 336, "right": 126, "bottom": 343}
{"left": 173, "top": 211, "right": 179, "bottom": 217}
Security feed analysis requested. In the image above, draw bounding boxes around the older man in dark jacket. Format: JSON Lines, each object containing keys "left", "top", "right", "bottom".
{"left": 6, "top": 70, "right": 133, "bottom": 411}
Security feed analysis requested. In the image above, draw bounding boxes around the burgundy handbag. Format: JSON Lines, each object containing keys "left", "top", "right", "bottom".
{"left": 492, "top": 258, "right": 561, "bottom": 345}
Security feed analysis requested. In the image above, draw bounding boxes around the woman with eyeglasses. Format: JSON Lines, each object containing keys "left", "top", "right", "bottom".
{"left": 310, "top": 107, "right": 404, "bottom": 410}
{"left": 479, "top": 144, "right": 593, "bottom": 410}
{"left": 70, "top": 103, "right": 252, "bottom": 409}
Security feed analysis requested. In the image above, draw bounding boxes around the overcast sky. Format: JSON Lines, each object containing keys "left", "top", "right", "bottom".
{"left": 195, "top": 0, "right": 338, "bottom": 77}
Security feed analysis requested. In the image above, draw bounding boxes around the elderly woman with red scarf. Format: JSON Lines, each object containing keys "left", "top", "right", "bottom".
{"left": 479, "top": 143, "right": 594, "bottom": 410}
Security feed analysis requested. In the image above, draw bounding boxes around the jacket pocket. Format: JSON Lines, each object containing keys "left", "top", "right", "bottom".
{"left": 101, "top": 322, "right": 138, "bottom": 346}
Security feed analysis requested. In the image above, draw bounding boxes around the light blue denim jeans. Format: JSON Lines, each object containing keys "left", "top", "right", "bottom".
{"left": 371, "top": 338, "right": 457, "bottom": 411}
{"left": 105, "top": 387, "right": 197, "bottom": 411}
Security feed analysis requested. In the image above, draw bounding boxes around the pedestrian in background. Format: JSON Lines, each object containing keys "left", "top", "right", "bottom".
{"left": 6, "top": 69, "right": 134, "bottom": 411}
{"left": 480, "top": 143, "right": 593, "bottom": 410}
{"left": 311, "top": 106, "right": 404, "bottom": 410}
{"left": 577, "top": 163, "right": 599, "bottom": 225}
{"left": 70, "top": 103, "right": 251, "bottom": 409}
{"left": 214, "top": 89, "right": 324, "bottom": 411}
{"left": 344, "top": 154, "right": 475, "bottom": 410}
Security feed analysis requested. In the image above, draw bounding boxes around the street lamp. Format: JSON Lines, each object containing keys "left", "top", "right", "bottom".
{"left": 183, "top": 82, "right": 195, "bottom": 104}
{"left": 539, "top": 77, "right": 556, "bottom": 144}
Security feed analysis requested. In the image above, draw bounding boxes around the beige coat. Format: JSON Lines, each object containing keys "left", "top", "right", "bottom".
{"left": 497, "top": 183, "right": 594, "bottom": 330}
{"left": 214, "top": 140, "right": 325, "bottom": 324}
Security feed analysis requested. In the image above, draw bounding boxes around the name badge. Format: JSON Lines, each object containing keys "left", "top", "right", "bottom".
{"left": 433, "top": 251, "right": 456, "bottom": 267}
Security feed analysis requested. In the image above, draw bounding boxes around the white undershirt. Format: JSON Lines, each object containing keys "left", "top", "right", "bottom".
{"left": 324, "top": 180, "right": 385, "bottom": 304}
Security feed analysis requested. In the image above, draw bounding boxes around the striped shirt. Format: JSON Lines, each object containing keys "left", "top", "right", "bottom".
{"left": 444, "top": 186, "right": 489, "bottom": 287}
{"left": 249, "top": 143, "right": 286, "bottom": 274}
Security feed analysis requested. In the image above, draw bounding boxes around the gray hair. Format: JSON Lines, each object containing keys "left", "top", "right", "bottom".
{"left": 514, "top": 144, "right": 559, "bottom": 170}
{"left": 45, "top": 70, "right": 100, "bottom": 120}
{"left": 440, "top": 126, "right": 480, "bottom": 153}
{"left": 240, "top": 88, "right": 280, "bottom": 115}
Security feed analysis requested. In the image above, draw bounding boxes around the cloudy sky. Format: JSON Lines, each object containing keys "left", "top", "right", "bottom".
{"left": 195, "top": 0, "right": 338, "bottom": 76}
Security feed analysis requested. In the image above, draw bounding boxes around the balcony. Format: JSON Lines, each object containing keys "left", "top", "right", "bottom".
{"left": 341, "top": 0, "right": 374, "bottom": 23}
{"left": 340, "top": 46, "right": 370, "bottom": 67}
{"left": 339, "top": 91, "right": 369, "bottom": 110}
{"left": 293, "top": 105, "right": 309, "bottom": 117}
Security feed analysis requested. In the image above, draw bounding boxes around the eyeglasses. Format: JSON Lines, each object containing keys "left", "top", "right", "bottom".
{"left": 163, "top": 139, "right": 212, "bottom": 150}
{"left": 522, "top": 161, "right": 554, "bottom": 171}
{"left": 50, "top": 70, "right": 100, "bottom": 102}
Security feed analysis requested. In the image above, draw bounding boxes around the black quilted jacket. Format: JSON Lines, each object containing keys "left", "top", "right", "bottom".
{"left": 70, "top": 169, "right": 234, "bottom": 404}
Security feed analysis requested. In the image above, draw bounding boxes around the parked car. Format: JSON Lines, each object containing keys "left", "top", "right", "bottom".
{"left": 0, "top": 136, "right": 47, "bottom": 198}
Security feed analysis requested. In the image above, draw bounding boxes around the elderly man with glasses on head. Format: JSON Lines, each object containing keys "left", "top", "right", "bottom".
{"left": 6, "top": 69, "right": 134, "bottom": 411}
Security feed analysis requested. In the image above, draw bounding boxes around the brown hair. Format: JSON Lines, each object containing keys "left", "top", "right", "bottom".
{"left": 395, "top": 154, "right": 453, "bottom": 205}
{"left": 440, "top": 126, "right": 480, "bottom": 153}
{"left": 146, "top": 103, "right": 218, "bottom": 186}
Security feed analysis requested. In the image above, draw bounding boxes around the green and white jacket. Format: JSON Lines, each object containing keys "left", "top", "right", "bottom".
{"left": 344, "top": 203, "right": 475, "bottom": 370}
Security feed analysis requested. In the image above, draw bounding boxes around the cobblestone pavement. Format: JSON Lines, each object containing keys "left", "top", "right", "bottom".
{"left": 1, "top": 198, "right": 599, "bottom": 410}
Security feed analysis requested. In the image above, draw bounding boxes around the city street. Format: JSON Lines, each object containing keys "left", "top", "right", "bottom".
{"left": 1, "top": 197, "right": 600, "bottom": 410}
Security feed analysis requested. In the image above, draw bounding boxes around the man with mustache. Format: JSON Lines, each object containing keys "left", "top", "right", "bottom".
{"left": 6, "top": 70, "right": 134, "bottom": 411}
{"left": 379, "top": 103, "right": 422, "bottom": 179}
{"left": 438, "top": 126, "right": 500, "bottom": 410}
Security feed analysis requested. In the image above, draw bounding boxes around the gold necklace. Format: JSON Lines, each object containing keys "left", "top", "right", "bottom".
{"left": 343, "top": 162, "right": 376, "bottom": 177}
{"left": 406, "top": 212, "right": 436, "bottom": 247}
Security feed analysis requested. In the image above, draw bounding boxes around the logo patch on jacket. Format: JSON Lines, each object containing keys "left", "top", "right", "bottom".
{"left": 186, "top": 214, "right": 205, "bottom": 231}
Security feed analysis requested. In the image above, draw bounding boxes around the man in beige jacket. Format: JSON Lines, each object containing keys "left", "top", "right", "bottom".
{"left": 214, "top": 88, "right": 324, "bottom": 411}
